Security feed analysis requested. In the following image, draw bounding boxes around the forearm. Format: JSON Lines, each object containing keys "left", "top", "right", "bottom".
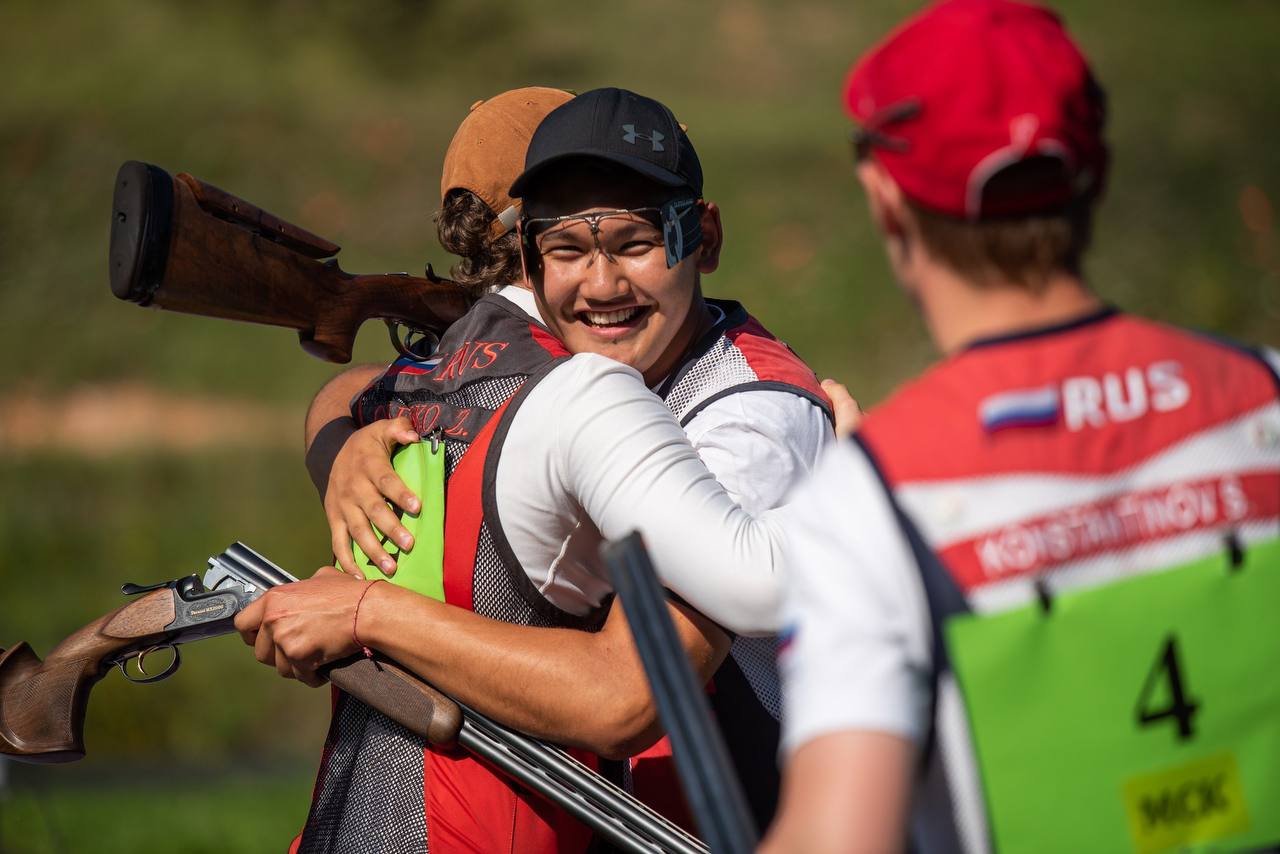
{"left": 304, "top": 363, "right": 384, "bottom": 497}
{"left": 359, "top": 583, "right": 726, "bottom": 757}
{"left": 763, "top": 732, "right": 914, "bottom": 854}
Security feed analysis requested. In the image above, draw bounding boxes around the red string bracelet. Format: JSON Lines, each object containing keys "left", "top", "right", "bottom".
{"left": 352, "top": 579, "right": 385, "bottom": 660}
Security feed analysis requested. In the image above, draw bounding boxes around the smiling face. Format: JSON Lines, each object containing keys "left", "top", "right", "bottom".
{"left": 521, "top": 160, "right": 722, "bottom": 385}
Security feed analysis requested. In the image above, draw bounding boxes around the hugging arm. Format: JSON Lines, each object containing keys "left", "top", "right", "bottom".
{"left": 289, "top": 366, "right": 732, "bottom": 756}
{"left": 361, "top": 583, "right": 730, "bottom": 758}
{"left": 304, "top": 365, "right": 422, "bottom": 576}
{"left": 238, "top": 567, "right": 730, "bottom": 758}
{"left": 546, "top": 357, "right": 794, "bottom": 635}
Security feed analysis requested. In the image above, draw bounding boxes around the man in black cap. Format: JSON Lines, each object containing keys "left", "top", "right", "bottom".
{"left": 242, "top": 88, "right": 833, "bottom": 850}
{"left": 506, "top": 87, "right": 835, "bottom": 827}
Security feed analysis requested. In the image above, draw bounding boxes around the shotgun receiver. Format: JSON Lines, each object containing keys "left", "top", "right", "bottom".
{"left": 108, "top": 161, "right": 474, "bottom": 363}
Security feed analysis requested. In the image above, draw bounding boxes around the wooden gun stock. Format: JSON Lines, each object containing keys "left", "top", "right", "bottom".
{"left": 0, "top": 588, "right": 176, "bottom": 763}
{"left": 108, "top": 161, "right": 474, "bottom": 363}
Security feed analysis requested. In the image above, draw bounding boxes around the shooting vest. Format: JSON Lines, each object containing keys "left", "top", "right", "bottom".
{"left": 297, "top": 293, "right": 600, "bottom": 854}
{"left": 632, "top": 298, "right": 833, "bottom": 832}
{"left": 855, "top": 308, "right": 1280, "bottom": 853}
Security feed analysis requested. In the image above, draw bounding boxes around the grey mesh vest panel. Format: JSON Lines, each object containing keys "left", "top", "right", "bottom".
{"left": 300, "top": 296, "right": 589, "bottom": 853}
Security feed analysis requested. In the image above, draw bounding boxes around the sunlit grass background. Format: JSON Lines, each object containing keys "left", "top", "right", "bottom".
{"left": 1, "top": 1, "right": 1277, "bottom": 850}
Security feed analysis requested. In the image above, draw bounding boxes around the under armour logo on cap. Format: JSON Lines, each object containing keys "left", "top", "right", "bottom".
{"left": 622, "top": 124, "right": 665, "bottom": 151}
{"left": 509, "top": 88, "right": 703, "bottom": 199}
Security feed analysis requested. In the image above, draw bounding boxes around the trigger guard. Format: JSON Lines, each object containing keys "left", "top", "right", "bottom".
{"left": 117, "top": 645, "right": 182, "bottom": 684}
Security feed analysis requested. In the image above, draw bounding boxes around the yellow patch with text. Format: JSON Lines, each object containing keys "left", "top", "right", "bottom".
{"left": 1123, "top": 752, "right": 1249, "bottom": 854}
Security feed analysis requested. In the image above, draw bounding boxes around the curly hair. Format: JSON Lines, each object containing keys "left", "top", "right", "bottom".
{"left": 436, "top": 189, "right": 523, "bottom": 298}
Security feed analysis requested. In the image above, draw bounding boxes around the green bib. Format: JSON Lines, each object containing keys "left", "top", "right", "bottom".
{"left": 946, "top": 537, "right": 1280, "bottom": 854}
{"left": 351, "top": 440, "right": 446, "bottom": 602}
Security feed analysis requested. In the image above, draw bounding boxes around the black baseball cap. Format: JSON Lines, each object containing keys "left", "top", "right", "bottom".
{"left": 508, "top": 87, "right": 703, "bottom": 199}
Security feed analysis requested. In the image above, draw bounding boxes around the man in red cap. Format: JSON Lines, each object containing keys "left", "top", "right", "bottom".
{"left": 765, "top": 1, "right": 1280, "bottom": 851}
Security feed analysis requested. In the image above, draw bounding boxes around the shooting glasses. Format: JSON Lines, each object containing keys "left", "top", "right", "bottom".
{"left": 520, "top": 199, "right": 703, "bottom": 272}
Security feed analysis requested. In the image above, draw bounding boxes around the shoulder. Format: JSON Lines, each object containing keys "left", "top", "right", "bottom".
{"left": 684, "top": 388, "right": 832, "bottom": 472}
{"left": 529, "top": 354, "right": 662, "bottom": 433}
{"left": 542, "top": 352, "right": 644, "bottom": 391}
{"left": 790, "top": 439, "right": 887, "bottom": 519}
{"left": 780, "top": 440, "right": 905, "bottom": 581}
{"left": 724, "top": 313, "right": 827, "bottom": 398}
{"left": 687, "top": 387, "right": 831, "bottom": 436}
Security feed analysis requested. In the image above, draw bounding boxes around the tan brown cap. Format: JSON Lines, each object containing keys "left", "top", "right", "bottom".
{"left": 440, "top": 86, "right": 574, "bottom": 240}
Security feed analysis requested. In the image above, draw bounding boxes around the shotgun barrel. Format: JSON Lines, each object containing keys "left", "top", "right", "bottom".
{"left": 602, "top": 532, "right": 759, "bottom": 854}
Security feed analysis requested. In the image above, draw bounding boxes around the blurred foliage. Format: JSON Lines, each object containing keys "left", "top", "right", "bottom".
{"left": 0, "top": 762, "right": 313, "bottom": 853}
{"left": 2, "top": 0, "right": 1275, "bottom": 406}
{"left": 0, "top": 0, "right": 1277, "bottom": 849}
{"left": 0, "top": 451, "right": 333, "bottom": 759}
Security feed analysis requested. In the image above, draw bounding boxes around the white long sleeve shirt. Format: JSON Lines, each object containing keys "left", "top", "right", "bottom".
{"left": 492, "top": 286, "right": 830, "bottom": 634}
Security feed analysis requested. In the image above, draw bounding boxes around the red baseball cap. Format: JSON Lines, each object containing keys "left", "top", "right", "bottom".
{"left": 843, "top": 0, "right": 1108, "bottom": 220}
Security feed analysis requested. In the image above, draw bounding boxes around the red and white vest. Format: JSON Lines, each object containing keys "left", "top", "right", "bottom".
{"left": 298, "top": 294, "right": 595, "bottom": 854}
{"left": 856, "top": 308, "right": 1280, "bottom": 851}
{"left": 633, "top": 298, "right": 832, "bottom": 834}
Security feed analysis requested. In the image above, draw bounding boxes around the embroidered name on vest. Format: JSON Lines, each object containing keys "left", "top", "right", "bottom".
{"left": 432, "top": 341, "right": 509, "bottom": 382}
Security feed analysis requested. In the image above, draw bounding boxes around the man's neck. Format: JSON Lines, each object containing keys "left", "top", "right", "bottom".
{"left": 919, "top": 269, "right": 1103, "bottom": 355}
{"left": 643, "top": 294, "right": 713, "bottom": 387}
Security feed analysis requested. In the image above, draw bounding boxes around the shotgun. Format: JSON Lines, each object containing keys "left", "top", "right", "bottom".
{"left": 0, "top": 543, "right": 708, "bottom": 854}
{"left": 108, "top": 161, "right": 474, "bottom": 363}
{"left": 0, "top": 542, "right": 459, "bottom": 764}
{"left": 602, "top": 532, "right": 758, "bottom": 853}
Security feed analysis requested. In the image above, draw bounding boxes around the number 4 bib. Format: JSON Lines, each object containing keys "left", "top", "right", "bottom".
{"left": 946, "top": 536, "right": 1280, "bottom": 854}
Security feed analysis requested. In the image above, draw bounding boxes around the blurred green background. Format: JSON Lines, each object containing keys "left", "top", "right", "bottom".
{"left": 1, "top": 1, "right": 1276, "bottom": 851}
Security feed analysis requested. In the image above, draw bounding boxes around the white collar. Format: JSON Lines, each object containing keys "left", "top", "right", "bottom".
{"left": 494, "top": 284, "right": 544, "bottom": 324}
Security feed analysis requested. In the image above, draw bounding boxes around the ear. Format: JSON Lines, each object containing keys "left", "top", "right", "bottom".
{"left": 695, "top": 201, "right": 723, "bottom": 274}
{"left": 856, "top": 161, "right": 907, "bottom": 240}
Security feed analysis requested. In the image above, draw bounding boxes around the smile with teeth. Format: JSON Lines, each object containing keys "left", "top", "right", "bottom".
{"left": 580, "top": 306, "right": 647, "bottom": 327}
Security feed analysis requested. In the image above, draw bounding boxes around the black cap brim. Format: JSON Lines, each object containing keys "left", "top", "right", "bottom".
{"left": 509, "top": 148, "right": 691, "bottom": 199}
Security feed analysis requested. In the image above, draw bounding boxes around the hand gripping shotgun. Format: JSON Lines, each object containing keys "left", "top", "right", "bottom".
{"left": 0, "top": 543, "right": 707, "bottom": 854}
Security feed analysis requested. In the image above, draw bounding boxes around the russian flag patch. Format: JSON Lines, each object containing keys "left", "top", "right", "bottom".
{"left": 392, "top": 354, "right": 443, "bottom": 376}
{"left": 979, "top": 384, "right": 1060, "bottom": 432}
